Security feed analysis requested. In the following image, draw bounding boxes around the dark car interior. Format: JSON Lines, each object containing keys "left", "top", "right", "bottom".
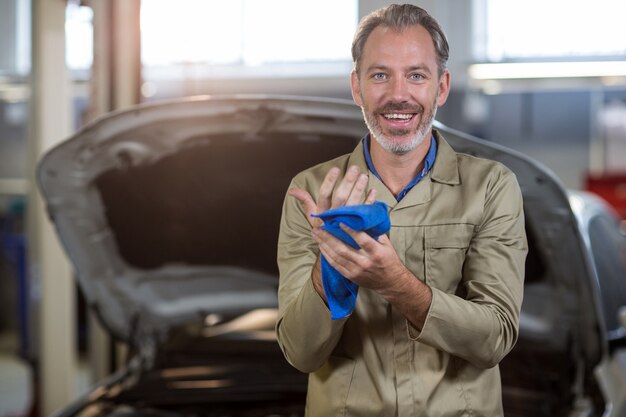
{"left": 94, "top": 132, "right": 361, "bottom": 272}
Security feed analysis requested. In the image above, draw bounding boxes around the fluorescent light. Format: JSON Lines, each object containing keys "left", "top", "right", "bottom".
{"left": 469, "top": 61, "right": 626, "bottom": 80}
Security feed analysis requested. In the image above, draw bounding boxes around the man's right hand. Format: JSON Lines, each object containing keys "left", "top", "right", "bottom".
{"left": 287, "top": 165, "right": 377, "bottom": 300}
{"left": 288, "top": 165, "right": 376, "bottom": 227}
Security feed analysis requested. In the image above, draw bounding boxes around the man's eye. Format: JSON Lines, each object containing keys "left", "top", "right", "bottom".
{"left": 373, "top": 73, "right": 386, "bottom": 80}
{"left": 410, "top": 73, "right": 424, "bottom": 81}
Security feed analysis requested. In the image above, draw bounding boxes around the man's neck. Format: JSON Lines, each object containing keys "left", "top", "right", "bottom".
{"left": 370, "top": 132, "right": 432, "bottom": 198}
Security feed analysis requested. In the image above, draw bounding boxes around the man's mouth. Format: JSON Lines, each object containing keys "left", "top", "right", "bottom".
{"left": 382, "top": 113, "right": 415, "bottom": 120}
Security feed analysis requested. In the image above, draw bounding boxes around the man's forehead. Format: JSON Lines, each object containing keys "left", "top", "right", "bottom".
{"left": 360, "top": 25, "right": 438, "bottom": 69}
{"left": 365, "top": 24, "right": 435, "bottom": 50}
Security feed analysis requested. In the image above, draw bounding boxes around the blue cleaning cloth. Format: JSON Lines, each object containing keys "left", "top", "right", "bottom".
{"left": 312, "top": 201, "right": 390, "bottom": 319}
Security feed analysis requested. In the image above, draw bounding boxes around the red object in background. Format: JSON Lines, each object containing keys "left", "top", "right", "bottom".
{"left": 585, "top": 172, "right": 626, "bottom": 219}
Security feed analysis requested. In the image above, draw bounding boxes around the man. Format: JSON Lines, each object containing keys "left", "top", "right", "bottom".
{"left": 276, "top": 4, "right": 527, "bottom": 416}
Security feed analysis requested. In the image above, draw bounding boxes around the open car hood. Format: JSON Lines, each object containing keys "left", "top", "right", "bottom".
{"left": 36, "top": 95, "right": 605, "bottom": 368}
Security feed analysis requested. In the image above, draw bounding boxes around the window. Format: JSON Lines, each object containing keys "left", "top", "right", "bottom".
{"left": 481, "top": 0, "right": 626, "bottom": 62}
{"left": 470, "top": 0, "right": 626, "bottom": 80}
{"left": 140, "top": 0, "right": 357, "bottom": 72}
{"left": 65, "top": 2, "right": 93, "bottom": 71}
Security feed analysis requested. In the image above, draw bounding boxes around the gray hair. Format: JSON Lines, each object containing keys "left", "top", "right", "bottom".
{"left": 351, "top": 4, "right": 449, "bottom": 77}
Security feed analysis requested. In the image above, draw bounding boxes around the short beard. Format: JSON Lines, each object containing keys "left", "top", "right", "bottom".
{"left": 361, "top": 100, "right": 437, "bottom": 156}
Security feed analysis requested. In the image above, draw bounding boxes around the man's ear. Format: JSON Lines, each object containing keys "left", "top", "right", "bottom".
{"left": 350, "top": 70, "right": 363, "bottom": 107}
{"left": 436, "top": 69, "right": 451, "bottom": 107}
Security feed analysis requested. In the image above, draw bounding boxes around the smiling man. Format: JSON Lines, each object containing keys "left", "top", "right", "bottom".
{"left": 276, "top": 4, "right": 527, "bottom": 417}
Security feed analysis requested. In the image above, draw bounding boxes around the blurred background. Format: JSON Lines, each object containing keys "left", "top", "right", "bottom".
{"left": 0, "top": 0, "right": 625, "bottom": 416}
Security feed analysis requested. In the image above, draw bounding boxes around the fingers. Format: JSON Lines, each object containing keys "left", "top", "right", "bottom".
{"left": 312, "top": 228, "right": 365, "bottom": 275}
{"left": 331, "top": 166, "right": 359, "bottom": 207}
{"left": 376, "top": 233, "right": 392, "bottom": 246}
{"left": 288, "top": 188, "right": 317, "bottom": 216}
{"left": 318, "top": 245, "right": 357, "bottom": 279}
{"left": 332, "top": 165, "right": 373, "bottom": 208}
{"left": 288, "top": 188, "right": 323, "bottom": 228}
{"left": 291, "top": 166, "right": 375, "bottom": 229}
{"left": 346, "top": 173, "right": 369, "bottom": 206}
{"left": 338, "top": 223, "right": 379, "bottom": 252}
{"left": 318, "top": 167, "right": 341, "bottom": 213}
{"left": 364, "top": 188, "right": 377, "bottom": 204}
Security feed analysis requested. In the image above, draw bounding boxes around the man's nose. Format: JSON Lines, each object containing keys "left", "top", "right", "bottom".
{"left": 388, "top": 76, "right": 410, "bottom": 102}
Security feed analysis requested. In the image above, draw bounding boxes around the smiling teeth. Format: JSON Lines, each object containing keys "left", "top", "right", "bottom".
{"left": 384, "top": 113, "right": 413, "bottom": 119}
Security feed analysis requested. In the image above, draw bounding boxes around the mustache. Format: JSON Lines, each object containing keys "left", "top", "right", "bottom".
{"left": 376, "top": 102, "right": 423, "bottom": 113}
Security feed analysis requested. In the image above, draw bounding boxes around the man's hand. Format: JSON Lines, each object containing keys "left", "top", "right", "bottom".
{"left": 313, "top": 224, "right": 432, "bottom": 330}
{"left": 288, "top": 165, "right": 376, "bottom": 300}
{"left": 288, "top": 165, "right": 431, "bottom": 329}
{"left": 288, "top": 166, "right": 377, "bottom": 228}
{"left": 312, "top": 226, "right": 404, "bottom": 292}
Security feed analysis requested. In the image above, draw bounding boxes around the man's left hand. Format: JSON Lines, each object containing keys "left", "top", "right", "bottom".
{"left": 312, "top": 223, "right": 433, "bottom": 329}
{"left": 312, "top": 223, "right": 407, "bottom": 292}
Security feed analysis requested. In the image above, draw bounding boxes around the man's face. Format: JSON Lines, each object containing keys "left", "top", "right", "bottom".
{"left": 351, "top": 25, "right": 450, "bottom": 156}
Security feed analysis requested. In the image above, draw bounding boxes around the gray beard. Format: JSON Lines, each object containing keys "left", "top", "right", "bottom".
{"left": 362, "top": 103, "right": 437, "bottom": 156}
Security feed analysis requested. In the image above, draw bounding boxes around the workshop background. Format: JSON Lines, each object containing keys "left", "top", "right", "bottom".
{"left": 1, "top": 0, "right": 626, "bottom": 416}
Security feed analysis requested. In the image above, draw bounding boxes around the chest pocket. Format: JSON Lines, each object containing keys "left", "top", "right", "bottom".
{"left": 425, "top": 224, "right": 475, "bottom": 293}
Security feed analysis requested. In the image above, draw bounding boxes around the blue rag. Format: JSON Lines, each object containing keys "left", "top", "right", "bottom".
{"left": 312, "top": 201, "right": 390, "bottom": 319}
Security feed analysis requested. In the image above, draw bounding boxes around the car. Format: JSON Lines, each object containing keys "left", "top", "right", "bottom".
{"left": 37, "top": 96, "right": 626, "bottom": 417}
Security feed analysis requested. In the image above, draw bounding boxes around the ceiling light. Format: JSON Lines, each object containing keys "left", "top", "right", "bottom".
{"left": 469, "top": 61, "right": 626, "bottom": 80}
